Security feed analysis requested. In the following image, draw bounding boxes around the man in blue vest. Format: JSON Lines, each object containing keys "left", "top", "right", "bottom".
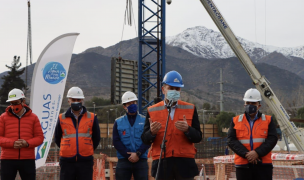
{"left": 112, "top": 91, "right": 151, "bottom": 180}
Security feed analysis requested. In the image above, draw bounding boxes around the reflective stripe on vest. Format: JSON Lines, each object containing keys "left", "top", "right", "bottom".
{"left": 63, "top": 128, "right": 92, "bottom": 138}
{"left": 148, "top": 104, "right": 194, "bottom": 112}
{"left": 178, "top": 105, "right": 194, "bottom": 109}
{"left": 62, "top": 111, "right": 92, "bottom": 139}
{"left": 239, "top": 138, "right": 265, "bottom": 144}
{"left": 238, "top": 114, "right": 266, "bottom": 122}
{"left": 149, "top": 106, "right": 166, "bottom": 112}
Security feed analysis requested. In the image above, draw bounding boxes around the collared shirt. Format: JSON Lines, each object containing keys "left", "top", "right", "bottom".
{"left": 164, "top": 100, "right": 178, "bottom": 120}
{"left": 71, "top": 108, "right": 83, "bottom": 120}
{"left": 248, "top": 113, "right": 258, "bottom": 129}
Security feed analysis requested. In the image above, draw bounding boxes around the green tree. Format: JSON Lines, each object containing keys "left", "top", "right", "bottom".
{"left": 85, "top": 97, "right": 125, "bottom": 123}
{"left": 297, "top": 107, "right": 304, "bottom": 119}
{"left": 202, "top": 102, "right": 211, "bottom": 110}
{"left": 85, "top": 96, "right": 111, "bottom": 107}
{"left": 208, "top": 111, "right": 235, "bottom": 137}
{"left": 0, "top": 56, "right": 26, "bottom": 112}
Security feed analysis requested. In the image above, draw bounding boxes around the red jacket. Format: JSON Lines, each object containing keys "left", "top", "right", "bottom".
{"left": 0, "top": 105, "right": 44, "bottom": 159}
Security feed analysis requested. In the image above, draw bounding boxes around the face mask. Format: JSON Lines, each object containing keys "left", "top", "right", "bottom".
{"left": 245, "top": 104, "right": 257, "bottom": 115}
{"left": 166, "top": 90, "right": 180, "bottom": 102}
{"left": 127, "top": 104, "right": 137, "bottom": 113}
{"left": 11, "top": 104, "right": 23, "bottom": 114}
{"left": 71, "top": 102, "right": 82, "bottom": 111}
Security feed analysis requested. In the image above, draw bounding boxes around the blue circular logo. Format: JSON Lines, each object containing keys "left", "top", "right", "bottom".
{"left": 43, "top": 62, "right": 66, "bottom": 84}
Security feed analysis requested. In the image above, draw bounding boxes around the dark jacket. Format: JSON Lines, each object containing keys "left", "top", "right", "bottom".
{"left": 54, "top": 106, "right": 100, "bottom": 162}
{"left": 227, "top": 111, "right": 278, "bottom": 167}
{"left": 141, "top": 105, "right": 202, "bottom": 178}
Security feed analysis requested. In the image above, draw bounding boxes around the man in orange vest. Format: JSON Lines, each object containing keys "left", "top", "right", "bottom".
{"left": 54, "top": 87, "right": 101, "bottom": 180}
{"left": 141, "top": 71, "right": 202, "bottom": 180}
{"left": 227, "top": 88, "right": 278, "bottom": 180}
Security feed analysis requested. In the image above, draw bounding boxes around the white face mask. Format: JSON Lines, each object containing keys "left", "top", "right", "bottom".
{"left": 166, "top": 90, "right": 180, "bottom": 102}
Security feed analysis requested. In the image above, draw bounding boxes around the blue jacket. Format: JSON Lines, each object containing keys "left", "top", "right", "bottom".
{"left": 113, "top": 113, "right": 149, "bottom": 159}
{"left": 54, "top": 106, "right": 101, "bottom": 162}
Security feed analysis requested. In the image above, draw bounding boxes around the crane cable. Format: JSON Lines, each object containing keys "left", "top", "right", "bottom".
{"left": 118, "top": 0, "right": 137, "bottom": 58}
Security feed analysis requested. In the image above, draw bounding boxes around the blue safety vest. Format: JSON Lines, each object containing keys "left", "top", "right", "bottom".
{"left": 116, "top": 114, "right": 148, "bottom": 159}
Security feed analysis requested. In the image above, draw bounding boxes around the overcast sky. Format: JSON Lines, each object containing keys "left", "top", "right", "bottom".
{"left": 0, "top": 0, "right": 304, "bottom": 74}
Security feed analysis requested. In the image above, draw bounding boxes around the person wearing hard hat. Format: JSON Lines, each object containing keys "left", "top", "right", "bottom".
{"left": 227, "top": 88, "right": 278, "bottom": 180}
{"left": 0, "top": 88, "right": 44, "bottom": 180}
{"left": 112, "top": 91, "right": 150, "bottom": 180}
{"left": 54, "top": 87, "right": 101, "bottom": 180}
{"left": 141, "top": 71, "right": 202, "bottom": 180}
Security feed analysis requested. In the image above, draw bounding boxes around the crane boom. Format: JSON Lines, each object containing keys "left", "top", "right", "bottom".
{"left": 199, "top": 0, "right": 304, "bottom": 152}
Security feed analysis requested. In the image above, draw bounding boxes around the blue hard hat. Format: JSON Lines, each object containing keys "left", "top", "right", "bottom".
{"left": 162, "top": 71, "right": 184, "bottom": 87}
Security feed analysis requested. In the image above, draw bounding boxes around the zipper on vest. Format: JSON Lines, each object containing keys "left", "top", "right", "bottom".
{"left": 249, "top": 123, "right": 254, "bottom": 150}
{"left": 76, "top": 117, "right": 79, "bottom": 162}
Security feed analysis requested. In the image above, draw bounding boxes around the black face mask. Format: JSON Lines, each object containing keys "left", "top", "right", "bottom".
{"left": 245, "top": 104, "right": 257, "bottom": 115}
{"left": 71, "top": 102, "right": 82, "bottom": 111}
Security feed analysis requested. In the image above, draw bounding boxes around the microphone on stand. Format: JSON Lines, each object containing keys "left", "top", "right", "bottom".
{"left": 166, "top": 100, "right": 174, "bottom": 109}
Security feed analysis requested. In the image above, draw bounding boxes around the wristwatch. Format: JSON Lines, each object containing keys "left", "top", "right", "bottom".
{"left": 136, "top": 151, "right": 142, "bottom": 157}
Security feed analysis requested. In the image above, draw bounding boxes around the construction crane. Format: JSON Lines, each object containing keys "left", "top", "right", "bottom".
{"left": 198, "top": 0, "right": 304, "bottom": 152}
{"left": 25, "top": 0, "right": 33, "bottom": 95}
{"left": 138, "top": 0, "right": 167, "bottom": 114}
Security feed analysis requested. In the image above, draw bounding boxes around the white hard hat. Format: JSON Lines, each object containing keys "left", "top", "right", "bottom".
{"left": 243, "top": 88, "right": 262, "bottom": 102}
{"left": 6, "top": 88, "right": 26, "bottom": 102}
{"left": 121, "top": 91, "right": 138, "bottom": 104}
{"left": 67, "top": 87, "right": 85, "bottom": 99}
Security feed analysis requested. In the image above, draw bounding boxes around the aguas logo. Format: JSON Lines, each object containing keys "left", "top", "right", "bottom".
{"left": 43, "top": 62, "right": 66, "bottom": 84}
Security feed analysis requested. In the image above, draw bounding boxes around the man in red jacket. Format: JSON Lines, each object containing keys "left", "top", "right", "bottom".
{"left": 0, "top": 88, "right": 44, "bottom": 180}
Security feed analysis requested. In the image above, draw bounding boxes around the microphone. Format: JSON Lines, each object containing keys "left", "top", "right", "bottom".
{"left": 166, "top": 100, "right": 174, "bottom": 109}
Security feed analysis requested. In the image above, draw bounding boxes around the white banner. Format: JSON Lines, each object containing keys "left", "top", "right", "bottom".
{"left": 30, "top": 33, "right": 79, "bottom": 169}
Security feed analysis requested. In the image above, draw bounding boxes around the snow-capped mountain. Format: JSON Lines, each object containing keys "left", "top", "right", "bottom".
{"left": 166, "top": 26, "right": 304, "bottom": 61}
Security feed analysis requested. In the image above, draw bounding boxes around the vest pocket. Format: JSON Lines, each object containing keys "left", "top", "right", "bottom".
{"left": 259, "top": 128, "right": 268, "bottom": 137}
{"left": 60, "top": 139, "right": 76, "bottom": 157}
{"left": 135, "top": 128, "right": 144, "bottom": 139}
{"left": 79, "top": 137, "right": 94, "bottom": 157}
{"left": 234, "top": 125, "right": 245, "bottom": 138}
{"left": 118, "top": 129, "right": 131, "bottom": 146}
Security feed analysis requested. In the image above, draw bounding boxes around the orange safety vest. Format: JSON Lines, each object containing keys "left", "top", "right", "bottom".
{"left": 148, "top": 100, "right": 197, "bottom": 160}
{"left": 59, "top": 112, "right": 94, "bottom": 158}
{"left": 233, "top": 114, "right": 272, "bottom": 165}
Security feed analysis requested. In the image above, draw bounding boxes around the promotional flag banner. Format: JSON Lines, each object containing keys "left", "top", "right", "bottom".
{"left": 30, "top": 33, "right": 79, "bottom": 168}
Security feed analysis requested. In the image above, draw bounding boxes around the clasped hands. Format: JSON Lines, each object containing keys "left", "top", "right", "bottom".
{"left": 245, "top": 150, "right": 261, "bottom": 164}
{"left": 149, "top": 115, "right": 189, "bottom": 136}
{"left": 127, "top": 152, "right": 139, "bottom": 163}
{"left": 14, "top": 139, "right": 28, "bottom": 149}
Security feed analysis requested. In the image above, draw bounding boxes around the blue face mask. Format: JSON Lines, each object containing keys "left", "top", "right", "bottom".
{"left": 166, "top": 90, "right": 180, "bottom": 102}
{"left": 245, "top": 104, "right": 257, "bottom": 115}
{"left": 127, "top": 104, "right": 137, "bottom": 113}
